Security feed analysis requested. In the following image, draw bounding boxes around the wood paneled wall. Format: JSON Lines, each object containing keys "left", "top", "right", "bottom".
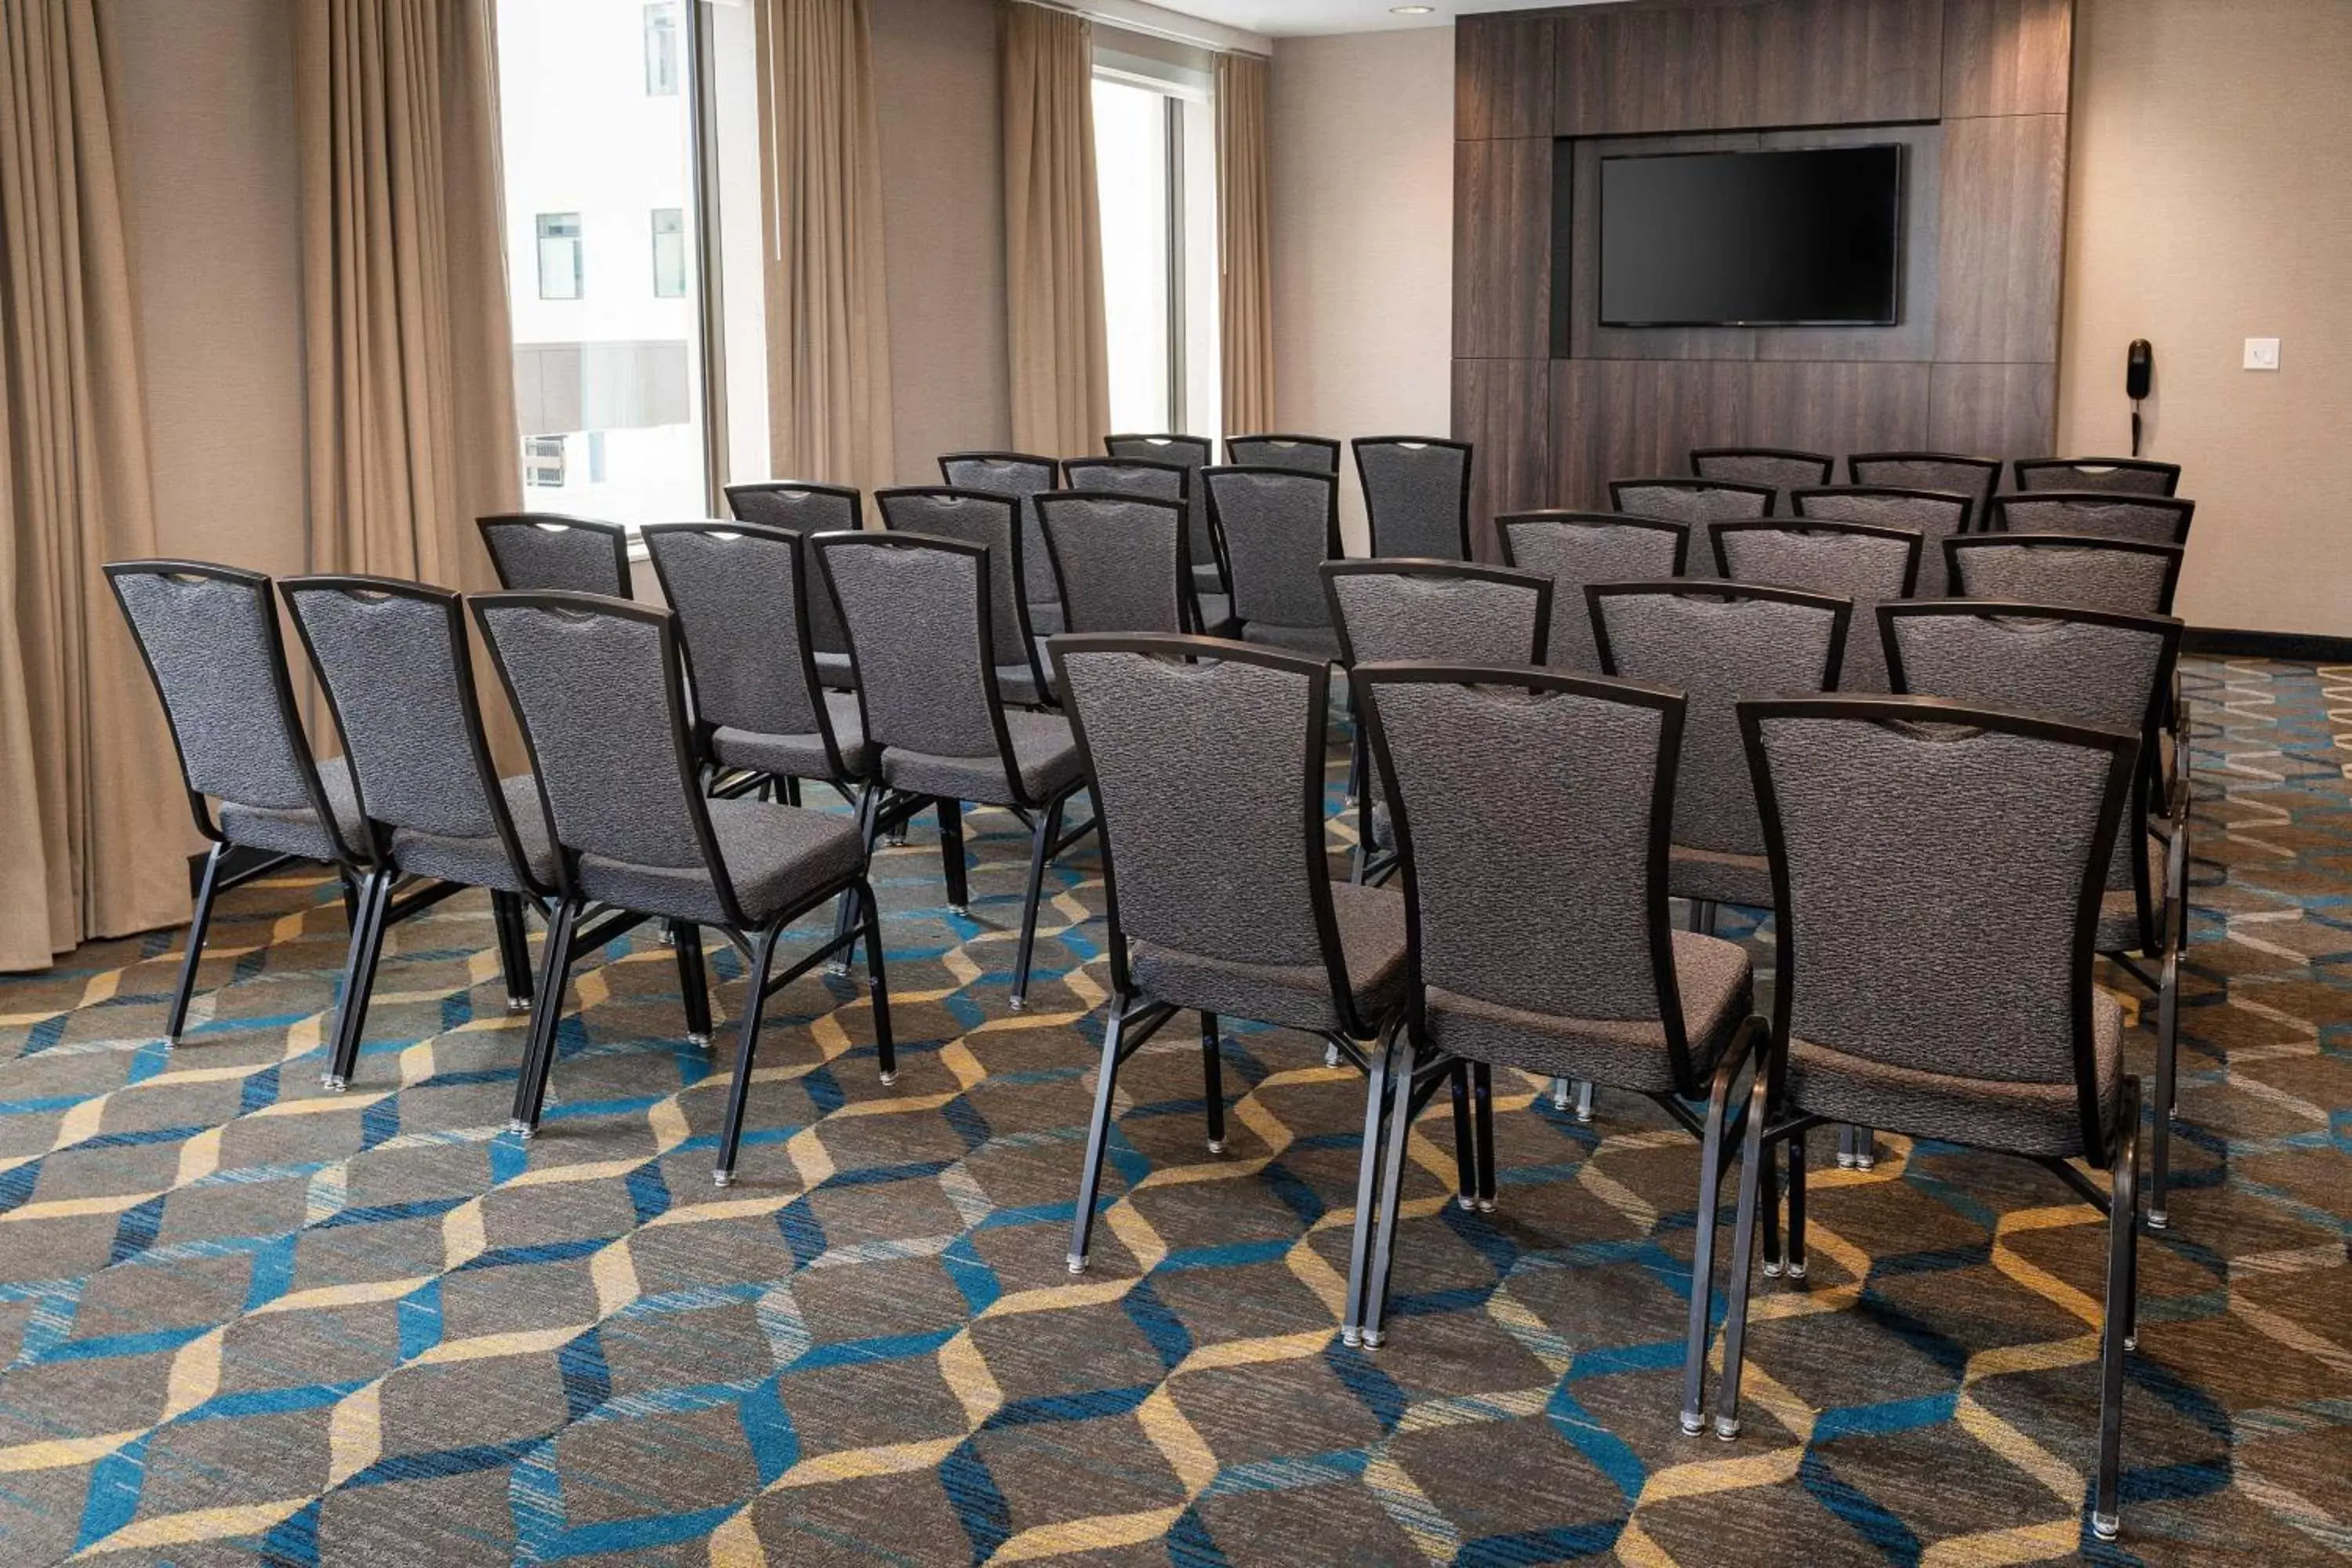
{"left": 1452, "top": 0, "right": 2074, "bottom": 548}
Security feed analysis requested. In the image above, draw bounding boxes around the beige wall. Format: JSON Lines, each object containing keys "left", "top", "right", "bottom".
{"left": 1269, "top": 28, "right": 1454, "bottom": 554}
{"left": 2060, "top": 0, "right": 2352, "bottom": 636}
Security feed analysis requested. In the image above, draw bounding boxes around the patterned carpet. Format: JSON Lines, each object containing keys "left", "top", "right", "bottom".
{"left": 2, "top": 655, "right": 2347, "bottom": 1566}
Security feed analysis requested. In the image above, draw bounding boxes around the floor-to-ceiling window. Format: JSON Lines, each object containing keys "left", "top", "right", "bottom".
{"left": 1092, "top": 46, "right": 1219, "bottom": 440}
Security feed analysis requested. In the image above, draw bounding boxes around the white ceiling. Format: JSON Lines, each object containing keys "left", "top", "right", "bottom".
{"left": 1148, "top": 1, "right": 1584, "bottom": 38}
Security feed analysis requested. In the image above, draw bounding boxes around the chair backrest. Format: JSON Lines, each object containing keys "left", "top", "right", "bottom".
{"left": 106, "top": 561, "right": 354, "bottom": 855}
{"left": 477, "top": 514, "right": 632, "bottom": 597}
{"left": 1225, "top": 433, "right": 1341, "bottom": 475}
{"left": 1052, "top": 636, "right": 1362, "bottom": 1024}
{"left": 1357, "top": 663, "right": 1701, "bottom": 1087}
{"left": 470, "top": 592, "right": 739, "bottom": 919}
{"left": 1497, "top": 511, "right": 1688, "bottom": 670}
{"left": 1792, "top": 485, "right": 1973, "bottom": 597}
{"left": 939, "top": 452, "right": 1060, "bottom": 610}
{"left": 1203, "top": 466, "right": 1342, "bottom": 632}
{"left": 817, "top": 532, "right": 1020, "bottom": 785}
{"left": 641, "top": 521, "right": 840, "bottom": 767}
{"left": 281, "top": 574, "right": 532, "bottom": 881}
{"left": 1105, "top": 434, "right": 1215, "bottom": 577}
{"left": 1740, "top": 695, "right": 2138, "bottom": 1160}
{"left": 1945, "top": 535, "right": 2184, "bottom": 617}
{"left": 1846, "top": 451, "right": 2001, "bottom": 521}
{"left": 2013, "top": 456, "right": 2181, "bottom": 496}
{"left": 723, "top": 481, "right": 862, "bottom": 655}
{"left": 875, "top": 487, "right": 1038, "bottom": 671}
{"left": 1991, "top": 492, "right": 2194, "bottom": 547}
{"left": 1038, "top": 491, "right": 1190, "bottom": 635}
{"left": 1710, "top": 519, "right": 1920, "bottom": 694}
{"left": 1321, "top": 561, "right": 1550, "bottom": 667}
{"left": 1353, "top": 437, "right": 1472, "bottom": 561}
{"left": 1606, "top": 478, "right": 1773, "bottom": 579}
{"left": 1690, "top": 447, "right": 1834, "bottom": 493}
{"left": 1590, "top": 582, "right": 1851, "bottom": 860}
{"left": 1061, "top": 456, "right": 1188, "bottom": 508}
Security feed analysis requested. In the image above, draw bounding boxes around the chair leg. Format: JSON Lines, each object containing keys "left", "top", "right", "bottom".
{"left": 1471, "top": 1062, "right": 1498, "bottom": 1213}
{"left": 1785, "top": 1127, "right": 1808, "bottom": 1279}
{"left": 713, "top": 924, "right": 785, "bottom": 1187}
{"left": 509, "top": 898, "right": 582, "bottom": 1137}
{"left": 1711, "top": 1066, "right": 1775, "bottom": 1440}
{"left": 2093, "top": 1080, "right": 2143, "bottom": 1541}
{"left": 1687, "top": 899, "right": 1718, "bottom": 935}
{"left": 1009, "top": 797, "right": 1065, "bottom": 1011}
{"left": 1359, "top": 1025, "right": 1421, "bottom": 1348}
{"left": 1343, "top": 1023, "right": 1400, "bottom": 1345}
{"left": 860, "top": 880, "right": 896, "bottom": 1086}
{"left": 1575, "top": 1080, "right": 1595, "bottom": 1124}
{"left": 674, "top": 922, "right": 710, "bottom": 1047}
{"left": 490, "top": 891, "right": 534, "bottom": 1015}
{"left": 782, "top": 776, "right": 802, "bottom": 808}
{"left": 321, "top": 870, "right": 394, "bottom": 1092}
{"left": 829, "top": 784, "right": 884, "bottom": 975}
{"left": 1344, "top": 711, "right": 1365, "bottom": 805}
{"left": 1449, "top": 1062, "right": 1477, "bottom": 1210}
{"left": 938, "top": 799, "right": 969, "bottom": 915}
{"left": 1200, "top": 1011, "right": 1225, "bottom": 1153}
{"left": 166, "top": 843, "right": 230, "bottom": 1045}
{"left": 1760, "top": 1135, "right": 1784, "bottom": 1277}
{"left": 1067, "top": 996, "right": 1131, "bottom": 1273}
{"left": 1682, "top": 1040, "right": 1748, "bottom": 1436}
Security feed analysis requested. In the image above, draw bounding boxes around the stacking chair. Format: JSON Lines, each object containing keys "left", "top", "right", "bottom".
{"left": 1347, "top": 662, "right": 1762, "bottom": 1354}
{"left": 2014, "top": 456, "right": 2182, "bottom": 495}
{"left": 1690, "top": 447, "right": 1834, "bottom": 497}
{"left": 1353, "top": 437, "right": 1473, "bottom": 561}
{"left": 1991, "top": 492, "right": 2196, "bottom": 547}
{"left": 107, "top": 561, "right": 376, "bottom": 1049}
{"left": 1607, "top": 478, "right": 1773, "bottom": 579}
{"left": 1946, "top": 535, "right": 2184, "bottom": 618}
{"left": 1846, "top": 451, "right": 2002, "bottom": 527}
{"left": 1225, "top": 433, "right": 1341, "bottom": 474}
{"left": 1038, "top": 491, "right": 1195, "bottom": 636}
{"left": 1203, "top": 465, "right": 1345, "bottom": 659}
{"left": 816, "top": 532, "right": 1095, "bottom": 1008}
{"left": 1883, "top": 601, "right": 2190, "bottom": 1225}
{"left": 1050, "top": 636, "right": 1410, "bottom": 1345}
{"left": 1497, "top": 511, "right": 1689, "bottom": 670}
{"left": 1105, "top": 434, "right": 1220, "bottom": 604}
{"left": 875, "top": 488, "right": 1056, "bottom": 705}
{"left": 939, "top": 452, "right": 1063, "bottom": 633}
{"left": 477, "top": 514, "right": 633, "bottom": 597}
{"left": 1721, "top": 694, "right": 2143, "bottom": 1544}
{"left": 1061, "top": 458, "right": 1232, "bottom": 633}
{"left": 724, "top": 481, "right": 864, "bottom": 690}
{"left": 1792, "top": 485, "right": 1972, "bottom": 597}
{"left": 470, "top": 592, "right": 891, "bottom": 1184}
{"left": 1709, "top": 518, "right": 1921, "bottom": 692}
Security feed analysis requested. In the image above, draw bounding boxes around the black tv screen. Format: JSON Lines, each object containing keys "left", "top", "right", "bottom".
{"left": 1599, "top": 145, "right": 1902, "bottom": 328}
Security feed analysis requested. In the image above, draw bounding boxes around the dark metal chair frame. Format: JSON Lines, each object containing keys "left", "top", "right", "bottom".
{"left": 477, "top": 513, "right": 634, "bottom": 597}
{"left": 1224, "top": 432, "right": 1343, "bottom": 474}
{"left": 1496, "top": 510, "right": 1692, "bottom": 575}
{"left": 721, "top": 481, "right": 866, "bottom": 688}
{"left": 1037, "top": 488, "right": 1200, "bottom": 635}
{"left": 1689, "top": 447, "right": 1835, "bottom": 487}
{"left": 1988, "top": 491, "right": 2197, "bottom": 545}
{"left": 1352, "top": 435, "right": 1474, "bottom": 561}
{"left": 1202, "top": 463, "right": 1346, "bottom": 639}
{"left": 1065, "top": 456, "right": 1223, "bottom": 597}
{"left": 1723, "top": 692, "right": 2143, "bottom": 1541}
{"left": 1705, "top": 517, "right": 1925, "bottom": 595}
{"left": 1607, "top": 477, "right": 1777, "bottom": 519}
{"left": 2013, "top": 456, "right": 2183, "bottom": 495}
{"left": 1791, "top": 482, "right": 1978, "bottom": 541}
{"left": 873, "top": 486, "right": 1057, "bottom": 708}
{"left": 1943, "top": 534, "right": 2187, "bottom": 617}
{"left": 1845, "top": 452, "right": 2002, "bottom": 528}
{"left": 1102, "top": 434, "right": 1224, "bottom": 599}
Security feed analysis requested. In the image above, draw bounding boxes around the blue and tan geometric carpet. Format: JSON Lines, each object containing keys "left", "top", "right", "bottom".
{"left": 2, "top": 655, "right": 2347, "bottom": 1566}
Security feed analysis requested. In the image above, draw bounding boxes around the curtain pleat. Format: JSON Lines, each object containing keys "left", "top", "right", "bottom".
{"left": 1000, "top": 0, "right": 1107, "bottom": 458}
{"left": 0, "top": 0, "right": 194, "bottom": 971}
{"left": 1215, "top": 50, "right": 1273, "bottom": 437}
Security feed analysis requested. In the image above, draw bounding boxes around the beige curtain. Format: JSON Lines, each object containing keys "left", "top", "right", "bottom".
{"left": 755, "top": 0, "right": 896, "bottom": 496}
{"left": 1216, "top": 50, "right": 1273, "bottom": 437}
{"left": 294, "top": 0, "right": 519, "bottom": 588}
{"left": 1000, "top": 0, "right": 1107, "bottom": 457}
{"left": 0, "top": 0, "right": 194, "bottom": 971}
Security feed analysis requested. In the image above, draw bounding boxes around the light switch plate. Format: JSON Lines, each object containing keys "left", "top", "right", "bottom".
{"left": 2245, "top": 336, "right": 2281, "bottom": 371}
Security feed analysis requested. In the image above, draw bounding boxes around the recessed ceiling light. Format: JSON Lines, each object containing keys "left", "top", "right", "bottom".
{"left": 1390, "top": 5, "right": 1436, "bottom": 13}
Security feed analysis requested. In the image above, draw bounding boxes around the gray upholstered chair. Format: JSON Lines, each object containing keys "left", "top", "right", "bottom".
{"left": 470, "top": 591, "right": 891, "bottom": 1185}
{"left": 1607, "top": 478, "right": 1773, "bottom": 580}
{"left": 107, "top": 561, "right": 374, "bottom": 1051}
{"left": 1690, "top": 446, "right": 1834, "bottom": 497}
{"left": 1203, "top": 465, "right": 1345, "bottom": 660}
{"left": 1725, "top": 693, "right": 2143, "bottom": 1544}
{"left": 1588, "top": 582, "right": 1852, "bottom": 934}
{"left": 1991, "top": 492, "right": 2195, "bottom": 547}
{"left": 1225, "top": 432, "right": 1341, "bottom": 474}
{"left": 2013, "top": 456, "right": 2181, "bottom": 496}
{"left": 1945, "top": 535, "right": 2184, "bottom": 617}
{"left": 1846, "top": 451, "right": 2002, "bottom": 528}
{"left": 1709, "top": 518, "right": 1921, "bottom": 693}
{"left": 1353, "top": 436, "right": 1473, "bottom": 561}
{"left": 939, "top": 452, "right": 1063, "bottom": 633}
{"left": 815, "top": 532, "right": 1095, "bottom": 1008}
{"left": 477, "top": 514, "right": 632, "bottom": 597}
{"left": 724, "top": 481, "right": 863, "bottom": 691}
{"left": 1049, "top": 635, "right": 1410, "bottom": 1343}
{"left": 1497, "top": 511, "right": 1689, "bottom": 670}
{"left": 1882, "top": 600, "right": 2188, "bottom": 1225}
{"left": 1105, "top": 433, "right": 1219, "bottom": 604}
{"left": 1058, "top": 459, "right": 1233, "bottom": 632}
{"left": 1038, "top": 491, "right": 1195, "bottom": 636}
{"left": 875, "top": 487, "right": 1056, "bottom": 706}
{"left": 1348, "top": 662, "right": 1762, "bottom": 1355}
{"left": 1792, "top": 485, "right": 1973, "bottom": 597}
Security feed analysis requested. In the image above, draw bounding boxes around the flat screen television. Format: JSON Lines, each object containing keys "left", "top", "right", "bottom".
{"left": 1598, "top": 145, "right": 1903, "bottom": 328}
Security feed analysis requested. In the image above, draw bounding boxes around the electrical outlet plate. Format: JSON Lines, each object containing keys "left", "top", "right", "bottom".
{"left": 2245, "top": 337, "right": 2281, "bottom": 371}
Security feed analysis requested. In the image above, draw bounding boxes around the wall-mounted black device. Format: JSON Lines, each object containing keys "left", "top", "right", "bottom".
{"left": 2126, "top": 339, "right": 2152, "bottom": 455}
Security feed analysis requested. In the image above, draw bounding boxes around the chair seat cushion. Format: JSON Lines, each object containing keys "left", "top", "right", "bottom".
{"left": 1192, "top": 562, "right": 1225, "bottom": 593}
{"left": 1193, "top": 592, "right": 1240, "bottom": 637}
{"left": 815, "top": 650, "right": 857, "bottom": 691}
{"left": 1240, "top": 621, "right": 1341, "bottom": 661}
{"left": 880, "top": 709, "right": 1081, "bottom": 808}
{"left": 576, "top": 797, "right": 864, "bottom": 927}
{"left": 1668, "top": 842, "right": 1773, "bottom": 909}
{"left": 1424, "top": 931, "right": 1753, "bottom": 1094}
{"left": 1784, "top": 986, "right": 2124, "bottom": 1159}
{"left": 998, "top": 660, "right": 1058, "bottom": 708}
{"left": 1131, "top": 881, "right": 1408, "bottom": 1037}
{"left": 1029, "top": 600, "right": 1065, "bottom": 637}
{"left": 712, "top": 692, "right": 877, "bottom": 782}
{"left": 219, "top": 757, "right": 363, "bottom": 863}
{"left": 389, "top": 775, "right": 558, "bottom": 894}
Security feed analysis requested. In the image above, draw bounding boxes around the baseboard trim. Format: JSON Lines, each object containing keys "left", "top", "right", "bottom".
{"left": 2183, "top": 627, "right": 2352, "bottom": 662}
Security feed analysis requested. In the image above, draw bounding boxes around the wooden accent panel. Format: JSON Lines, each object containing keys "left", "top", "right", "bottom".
{"left": 1935, "top": 112, "right": 2067, "bottom": 362}
{"left": 1747, "top": 361, "right": 1932, "bottom": 454}
{"left": 1942, "top": 0, "right": 2074, "bottom": 117}
{"left": 1928, "top": 361, "right": 2056, "bottom": 457}
{"left": 1551, "top": 360, "right": 1750, "bottom": 509}
{"left": 1453, "top": 137, "right": 1552, "bottom": 361}
{"left": 1452, "top": 360, "right": 1550, "bottom": 560}
{"left": 1456, "top": 12, "right": 1555, "bottom": 140}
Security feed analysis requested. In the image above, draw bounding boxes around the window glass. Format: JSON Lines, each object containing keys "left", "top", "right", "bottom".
{"left": 1093, "top": 77, "right": 1173, "bottom": 434}
{"left": 644, "top": 3, "right": 679, "bottom": 96}
{"left": 652, "top": 208, "right": 687, "bottom": 299}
